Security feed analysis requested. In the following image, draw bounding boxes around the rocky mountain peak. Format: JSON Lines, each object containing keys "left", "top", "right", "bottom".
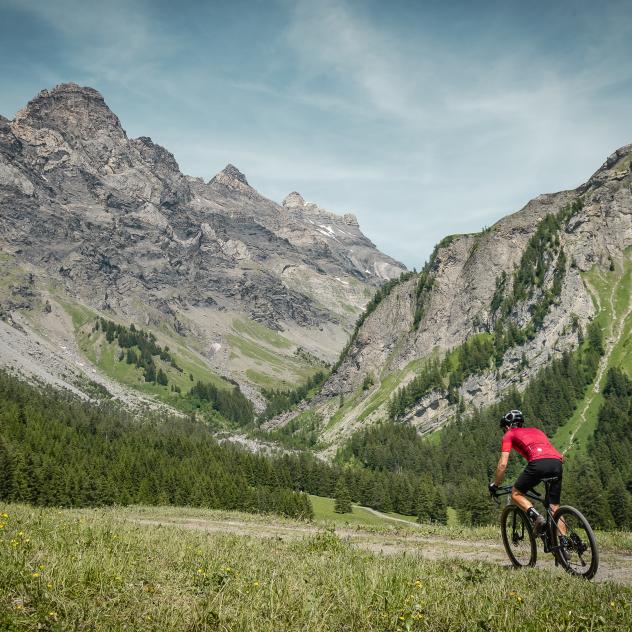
{"left": 282, "top": 191, "right": 306, "bottom": 208}
{"left": 211, "top": 163, "right": 249, "bottom": 186}
{"left": 13, "top": 82, "right": 125, "bottom": 139}
{"left": 282, "top": 192, "right": 357, "bottom": 226}
{"left": 583, "top": 143, "right": 632, "bottom": 191}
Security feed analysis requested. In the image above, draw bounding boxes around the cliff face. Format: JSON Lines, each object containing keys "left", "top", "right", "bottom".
{"left": 287, "top": 144, "right": 632, "bottom": 451}
{"left": 0, "top": 83, "right": 405, "bottom": 402}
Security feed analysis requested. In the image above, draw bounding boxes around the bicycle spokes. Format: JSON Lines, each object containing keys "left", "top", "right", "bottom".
{"left": 557, "top": 514, "right": 593, "bottom": 570}
{"left": 502, "top": 506, "right": 536, "bottom": 567}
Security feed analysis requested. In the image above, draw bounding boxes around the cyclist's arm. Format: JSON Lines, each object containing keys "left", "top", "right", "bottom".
{"left": 494, "top": 451, "right": 510, "bottom": 486}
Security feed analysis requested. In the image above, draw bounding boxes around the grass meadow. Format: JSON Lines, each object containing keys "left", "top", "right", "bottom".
{"left": 1, "top": 504, "right": 631, "bottom": 631}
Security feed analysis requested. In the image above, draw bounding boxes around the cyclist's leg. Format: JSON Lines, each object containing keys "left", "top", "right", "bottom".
{"left": 511, "top": 462, "right": 538, "bottom": 512}
{"left": 511, "top": 487, "right": 533, "bottom": 512}
{"left": 548, "top": 462, "right": 566, "bottom": 535}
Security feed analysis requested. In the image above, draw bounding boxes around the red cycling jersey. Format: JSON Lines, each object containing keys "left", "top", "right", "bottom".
{"left": 501, "top": 427, "right": 562, "bottom": 462}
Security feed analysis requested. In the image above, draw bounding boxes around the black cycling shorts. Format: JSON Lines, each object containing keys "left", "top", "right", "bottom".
{"left": 514, "top": 458, "right": 563, "bottom": 504}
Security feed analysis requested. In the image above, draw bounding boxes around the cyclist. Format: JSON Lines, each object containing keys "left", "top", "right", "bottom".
{"left": 488, "top": 410, "right": 563, "bottom": 535}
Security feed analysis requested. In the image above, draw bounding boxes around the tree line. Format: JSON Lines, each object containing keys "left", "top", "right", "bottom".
{"left": 259, "top": 370, "right": 328, "bottom": 421}
{"left": 0, "top": 371, "right": 310, "bottom": 519}
{"left": 189, "top": 380, "right": 255, "bottom": 426}
{"left": 0, "top": 370, "right": 449, "bottom": 522}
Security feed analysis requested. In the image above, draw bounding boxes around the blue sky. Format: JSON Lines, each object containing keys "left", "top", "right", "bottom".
{"left": 1, "top": 0, "right": 631, "bottom": 269}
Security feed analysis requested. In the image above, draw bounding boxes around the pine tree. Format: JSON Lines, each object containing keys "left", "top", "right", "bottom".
{"left": 156, "top": 368, "right": 168, "bottom": 386}
{"left": 334, "top": 479, "right": 352, "bottom": 514}
{"left": 607, "top": 474, "right": 632, "bottom": 529}
{"left": 0, "top": 437, "right": 14, "bottom": 500}
{"left": 566, "top": 458, "right": 615, "bottom": 530}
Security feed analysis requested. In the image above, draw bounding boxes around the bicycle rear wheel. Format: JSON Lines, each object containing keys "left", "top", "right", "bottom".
{"left": 553, "top": 506, "right": 599, "bottom": 580}
{"left": 501, "top": 505, "right": 537, "bottom": 568}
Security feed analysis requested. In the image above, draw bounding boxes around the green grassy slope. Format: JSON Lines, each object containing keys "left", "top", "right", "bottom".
{"left": 229, "top": 318, "right": 325, "bottom": 391}
{"left": 309, "top": 495, "right": 418, "bottom": 528}
{"left": 55, "top": 294, "right": 325, "bottom": 405}
{"left": 1, "top": 504, "right": 630, "bottom": 631}
{"left": 554, "top": 249, "right": 632, "bottom": 455}
{"left": 324, "top": 357, "right": 432, "bottom": 434}
{"left": 80, "top": 327, "right": 228, "bottom": 399}
{"left": 55, "top": 300, "right": 231, "bottom": 411}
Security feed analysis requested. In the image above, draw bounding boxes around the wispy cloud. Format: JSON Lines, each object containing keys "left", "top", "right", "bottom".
{"left": 285, "top": 0, "right": 431, "bottom": 125}
{"left": 2, "top": 0, "right": 631, "bottom": 268}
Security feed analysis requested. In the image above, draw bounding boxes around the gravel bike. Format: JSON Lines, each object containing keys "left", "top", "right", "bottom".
{"left": 492, "top": 476, "right": 599, "bottom": 580}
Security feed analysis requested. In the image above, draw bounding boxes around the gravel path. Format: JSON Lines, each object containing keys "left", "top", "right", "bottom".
{"left": 130, "top": 514, "right": 632, "bottom": 585}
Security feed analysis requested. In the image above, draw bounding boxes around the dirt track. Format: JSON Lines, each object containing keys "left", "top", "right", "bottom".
{"left": 132, "top": 515, "right": 632, "bottom": 585}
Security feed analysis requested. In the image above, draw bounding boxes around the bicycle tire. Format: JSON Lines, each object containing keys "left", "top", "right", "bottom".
{"left": 552, "top": 505, "right": 599, "bottom": 580}
{"left": 500, "top": 505, "right": 537, "bottom": 568}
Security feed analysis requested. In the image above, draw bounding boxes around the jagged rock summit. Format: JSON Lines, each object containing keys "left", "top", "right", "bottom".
{"left": 210, "top": 163, "right": 251, "bottom": 188}
{"left": 282, "top": 191, "right": 305, "bottom": 208}
{"left": 15, "top": 83, "right": 125, "bottom": 137}
{"left": 0, "top": 83, "right": 406, "bottom": 403}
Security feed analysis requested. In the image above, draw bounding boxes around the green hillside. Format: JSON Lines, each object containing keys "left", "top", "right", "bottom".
{"left": 554, "top": 249, "right": 632, "bottom": 455}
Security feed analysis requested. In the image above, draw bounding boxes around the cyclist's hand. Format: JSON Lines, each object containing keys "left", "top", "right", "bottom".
{"left": 488, "top": 482, "right": 498, "bottom": 497}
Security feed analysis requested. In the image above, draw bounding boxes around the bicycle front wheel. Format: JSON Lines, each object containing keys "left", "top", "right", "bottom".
{"left": 553, "top": 505, "right": 599, "bottom": 580}
{"left": 501, "top": 505, "right": 537, "bottom": 568}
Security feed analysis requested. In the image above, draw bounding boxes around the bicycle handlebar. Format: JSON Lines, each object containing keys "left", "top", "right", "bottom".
{"left": 490, "top": 485, "right": 544, "bottom": 504}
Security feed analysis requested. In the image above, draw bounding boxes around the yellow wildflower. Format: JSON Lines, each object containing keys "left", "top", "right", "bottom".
{"left": 47, "top": 583, "right": 53, "bottom": 589}
{"left": 2, "top": 513, "right": 8, "bottom": 518}
{"left": 32, "top": 572, "right": 40, "bottom": 578}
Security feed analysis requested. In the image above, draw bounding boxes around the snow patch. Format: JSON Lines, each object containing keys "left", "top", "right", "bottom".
{"left": 318, "top": 224, "right": 337, "bottom": 237}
